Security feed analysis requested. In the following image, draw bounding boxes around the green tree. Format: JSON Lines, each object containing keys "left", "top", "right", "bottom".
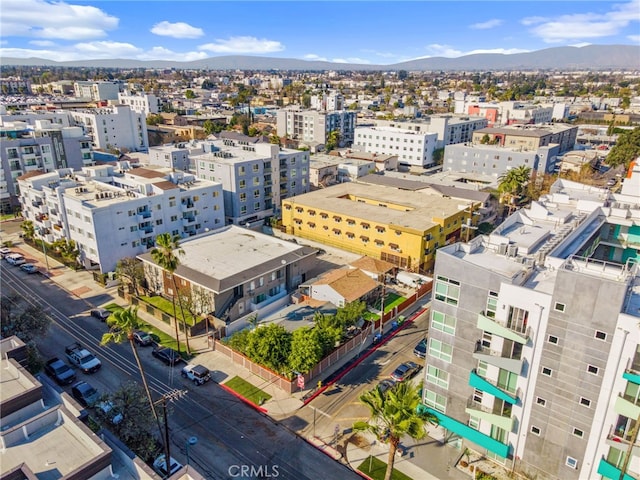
{"left": 116, "top": 257, "right": 144, "bottom": 295}
{"left": 432, "top": 147, "right": 445, "bottom": 165}
{"left": 606, "top": 127, "right": 640, "bottom": 168}
{"left": 0, "top": 293, "right": 49, "bottom": 341}
{"left": 301, "top": 94, "right": 311, "bottom": 108}
{"left": 53, "top": 238, "right": 79, "bottom": 266}
{"left": 269, "top": 133, "right": 281, "bottom": 145}
{"left": 498, "top": 166, "right": 531, "bottom": 208}
{"left": 101, "top": 307, "right": 156, "bottom": 419}
{"left": 203, "top": 119, "right": 215, "bottom": 136}
{"left": 325, "top": 129, "right": 340, "bottom": 152}
{"left": 151, "top": 233, "right": 190, "bottom": 354}
{"left": 288, "top": 327, "right": 324, "bottom": 374}
{"left": 246, "top": 323, "right": 292, "bottom": 373}
{"left": 21, "top": 220, "right": 35, "bottom": 240}
{"left": 354, "top": 381, "right": 437, "bottom": 480}
{"left": 185, "top": 89, "right": 196, "bottom": 99}
{"left": 146, "top": 113, "right": 164, "bottom": 126}
{"left": 480, "top": 134, "right": 491, "bottom": 144}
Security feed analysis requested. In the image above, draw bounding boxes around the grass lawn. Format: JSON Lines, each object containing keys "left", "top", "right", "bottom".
{"left": 363, "top": 311, "right": 379, "bottom": 322}
{"left": 357, "top": 456, "right": 414, "bottom": 480}
{"left": 103, "top": 303, "right": 190, "bottom": 358}
{"left": 139, "top": 295, "right": 197, "bottom": 326}
{"left": 224, "top": 376, "right": 272, "bottom": 405}
{"left": 372, "top": 293, "right": 405, "bottom": 312}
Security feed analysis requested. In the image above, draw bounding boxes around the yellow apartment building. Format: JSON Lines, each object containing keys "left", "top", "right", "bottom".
{"left": 282, "top": 182, "right": 475, "bottom": 272}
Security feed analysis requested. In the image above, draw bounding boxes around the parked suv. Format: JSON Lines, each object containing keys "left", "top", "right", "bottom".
{"left": 90, "top": 308, "right": 111, "bottom": 321}
{"left": 133, "top": 330, "right": 153, "bottom": 346}
{"left": 44, "top": 357, "right": 76, "bottom": 385}
{"left": 181, "top": 364, "right": 211, "bottom": 385}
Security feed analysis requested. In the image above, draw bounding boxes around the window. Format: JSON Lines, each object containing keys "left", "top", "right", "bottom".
{"left": 541, "top": 367, "right": 553, "bottom": 377}
{"left": 239, "top": 180, "right": 246, "bottom": 188}
{"left": 423, "top": 389, "right": 446, "bottom": 413}
{"left": 530, "top": 426, "right": 541, "bottom": 436}
{"left": 426, "top": 365, "right": 449, "bottom": 389}
{"left": 498, "top": 369, "right": 518, "bottom": 394}
{"left": 554, "top": 302, "right": 566, "bottom": 312}
{"left": 428, "top": 338, "right": 453, "bottom": 363}
{"left": 477, "top": 360, "right": 488, "bottom": 378}
{"left": 595, "top": 330, "right": 607, "bottom": 341}
{"left": 431, "top": 310, "right": 456, "bottom": 335}
{"left": 579, "top": 397, "right": 591, "bottom": 407}
{"left": 252, "top": 164, "right": 259, "bottom": 172}
{"left": 536, "top": 397, "right": 547, "bottom": 407}
{"left": 156, "top": 219, "right": 163, "bottom": 225}
{"left": 565, "top": 457, "right": 578, "bottom": 469}
{"left": 240, "top": 193, "right": 246, "bottom": 202}
{"left": 572, "top": 427, "right": 584, "bottom": 438}
{"left": 507, "top": 306, "right": 529, "bottom": 333}
{"left": 468, "top": 415, "right": 480, "bottom": 430}
{"left": 587, "top": 365, "right": 599, "bottom": 375}
{"left": 547, "top": 335, "right": 559, "bottom": 345}
{"left": 170, "top": 215, "right": 178, "bottom": 222}
{"left": 254, "top": 202, "right": 260, "bottom": 211}
{"left": 434, "top": 275, "right": 460, "bottom": 306}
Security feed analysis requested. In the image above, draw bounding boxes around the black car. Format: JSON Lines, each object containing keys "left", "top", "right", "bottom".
{"left": 413, "top": 338, "right": 427, "bottom": 359}
{"left": 71, "top": 381, "right": 100, "bottom": 407}
{"left": 44, "top": 357, "right": 76, "bottom": 385}
{"left": 152, "top": 347, "right": 181, "bottom": 366}
{"left": 377, "top": 379, "right": 396, "bottom": 396}
{"left": 90, "top": 308, "right": 111, "bottom": 321}
{"left": 391, "top": 361, "right": 421, "bottom": 383}
{"left": 133, "top": 330, "right": 153, "bottom": 346}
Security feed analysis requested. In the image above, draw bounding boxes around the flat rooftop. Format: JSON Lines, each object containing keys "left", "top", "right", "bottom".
{"left": 0, "top": 359, "right": 38, "bottom": 404}
{"left": 285, "top": 182, "right": 469, "bottom": 231}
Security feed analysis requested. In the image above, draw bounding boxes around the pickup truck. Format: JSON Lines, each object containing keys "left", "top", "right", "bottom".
{"left": 65, "top": 342, "right": 102, "bottom": 374}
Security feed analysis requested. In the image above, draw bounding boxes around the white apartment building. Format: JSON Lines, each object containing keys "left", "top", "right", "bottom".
{"left": 276, "top": 108, "right": 356, "bottom": 147}
{"left": 148, "top": 144, "right": 190, "bottom": 171}
{"left": 420, "top": 162, "right": 640, "bottom": 480}
{"left": 18, "top": 164, "right": 224, "bottom": 272}
{"left": 73, "top": 81, "right": 120, "bottom": 101}
{"left": 69, "top": 105, "right": 149, "bottom": 152}
{"left": 353, "top": 125, "right": 437, "bottom": 168}
{"left": 1, "top": 120, "right": 92, "bottom": 212}
{"left": 310, "top": 91, "right": 344, "bottom": 111}
{"left": 455, "top": 101, "right": 553, "bottom": 126}
{"left": 0, "top": 77, "right": 32, "bottom": 95}
{"left": 193, "top": 138, "right": 310, "bottom": 225}
{"left": 117, "top": 90, "right": 159, "bottom": 115}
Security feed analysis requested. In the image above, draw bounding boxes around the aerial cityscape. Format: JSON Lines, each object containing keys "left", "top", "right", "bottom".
{"left": 1, "top": 1, "right": 640, "bottom": 480}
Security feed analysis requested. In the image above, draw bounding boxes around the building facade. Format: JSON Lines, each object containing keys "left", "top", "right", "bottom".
{"left": 18, "top": 165, "right": 224, "bottom": 272}
{"left": 420, "top": 170, "right": 640, "bottom": 480}
{"left": 276, "top": 108, "right": 356, "bottom": 147}
{"left": 471, "top": 124, "right": 578, "bottom": 154}
{"left": 69, "top": 105, "right": 149, "bottom": 152}
{"left": 117, "top": 90, "right": 160, "bottom": 115}
{"left": 353, "top": 125, "right": 437, "bottom": 168}
{"left": 73, "top": 80, "right": 120, "bottom": 101}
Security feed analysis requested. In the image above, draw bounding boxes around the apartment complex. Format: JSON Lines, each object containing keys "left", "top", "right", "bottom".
{"left": 69, "top": 105, "right": 149, "bottom": 152}
{"left": 1, "top": 120, "right": 92, "bottom": 212}
{"left": 18, "top": 164, "right": 224, "bottom": 272}
{"left": 276, "top": 108, "right": 356, "bottom": 147}
{"left": 193, "top": 138, "right": 309, "bottom": 225}
{"left": 471, "top": 124, "right": 578, "bottom": 154}
{"left": 73, "top": 80, "right": 121, "bottom": 101}
{"left": 420, "top": 164, "right": 640, "bottom": 480}
{"left": 374, "top": 115, "right": 488, "bottom": 149}
{"left": 353, "top": 125, "right": 437, "bottom": 168}
{"left": 455, "top": 100, "right": 554, "bottom": 126}
{"left": 148, "top": 144, "right": 191, "bottom": 171}
{"left": 117, "top": 90, "right": 160, "bottom": 114}
{"left": 281, "top": 181, "right": 475, "bottom": 272}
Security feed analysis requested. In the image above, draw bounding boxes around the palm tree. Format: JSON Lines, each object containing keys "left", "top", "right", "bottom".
{"left": 498, "top": 165, "right": 531, "bottom": 214}
{"left": 151, "top": 233, "right": 190, "bottom": 354}
{"left": 21, "top": 220, "right": 35, "bottom": 240}
{"left": 354, "top": 381, "right": 438, "bottom": 480}
{"left": 100, "top": 306, "right": 156, "bottom": 419}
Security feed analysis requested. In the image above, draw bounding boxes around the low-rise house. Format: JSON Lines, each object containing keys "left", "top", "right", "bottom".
{"left": 299, "top": 267, "right": 379, "bottom": 307}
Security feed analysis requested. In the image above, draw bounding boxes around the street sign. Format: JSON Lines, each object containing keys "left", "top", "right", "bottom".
{"left": 297, "top": 374, "right": 305, "bottom": 389}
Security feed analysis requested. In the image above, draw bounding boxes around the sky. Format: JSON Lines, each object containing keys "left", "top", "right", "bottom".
{"left": 0, "top": 0, "right": 639, "bottom": 65}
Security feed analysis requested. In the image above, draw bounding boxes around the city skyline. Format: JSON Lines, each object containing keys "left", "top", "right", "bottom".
{"left": 1, "top": 0, "right": 639, "bottom": 64}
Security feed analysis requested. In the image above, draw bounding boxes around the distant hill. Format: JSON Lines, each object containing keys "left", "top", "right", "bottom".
{"left": 2, "top": 44, "right": 639, "bottom": 71}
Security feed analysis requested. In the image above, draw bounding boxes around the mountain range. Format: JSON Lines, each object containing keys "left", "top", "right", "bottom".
{"left": 3, "top": 45, "right": 639, "bottom": 71}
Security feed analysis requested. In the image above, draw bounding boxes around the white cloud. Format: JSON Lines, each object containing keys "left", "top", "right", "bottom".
{"left": 137, "top": 47, "right": 209, "bottom": 62}
{"left": 150, "top": 21, "right": 204, "bottom": 39}
{"left": 331, "top": 57, "right": 371, "bottom": 64}
{"left": 523, "top": 0, "right": 640, "bottom": 43}
{"left": 73, "top": 41, "right": 142, "bottom": 57}
{"left": 199, "top": 36, "right": 284, "bottom": 54}
{"left": 425, "top": 44, "right": 464, "bottom": 57}
{"left": 569, "top": 42, "right": 592, "bottom": 48}
{"left": 418, "top": 44, "right": 530, "bottom": 59}
{"left": 0, "top": 0, "right": 118, "bottom": 40}
{"left": 470, "top": 19, "right": 503, "bottom": 30}
{"left": 628, "top": 34, "right": 640, "bottom": 43}
{"left": 29, "top": 40, "right": 56, "bottom": 47}
{"left": 304, "top": 53, "right": 328, "bottom": 61}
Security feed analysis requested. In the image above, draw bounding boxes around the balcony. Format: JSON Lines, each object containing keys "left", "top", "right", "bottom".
{"left": 31, "top": 200, "right": 43, "bottom": 208}
{"left": 138, "top": 210, "right": 152, "bottom": 219}
{"left": 473, "top": 342, "right": 524, "bottom": 375}
{"left": 465, "top": 397, "right": 514, "bottom": 431}
{"left": 597, "top": 458, "right": 636, "bottom": 480}
{"left": 182, "top": 216, "right": 196, "bottom": 225}
{"left": 615, "top": 393, "right": 640, "bottom": 420}
{"left": 468, "top": 369, "right": 518, "bottom": 405}
{"left": 181, "top": 199, "right": 195, "bottom": 210}
{"left": 477, "top": 312, "right": 529, "bottom": 344}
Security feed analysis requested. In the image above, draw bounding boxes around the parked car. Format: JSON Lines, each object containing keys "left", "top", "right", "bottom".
{"left": 181, "top": 364, "right": 211, "bottom": 385}
{"left": 413, "top": 338, "right": 427, "bottom": 359}
{"left": 5, "top": 253, "right": 26, "bottom": 266}
{"left": 152, "top": 346, "right": 181, "bottom": 366}
{"left": 153, "top": 455, "right": 183, "bottom": 477}
{"left": 20, "top": 263, "right": 39, "bottom": 274}
{"left": 90, "top": 308, "right": 111, "bottom": 321}
{"left": 390, "top": 361, "right": 421, "bottom": 383}
{"left": 377, "top": 379, "right": 396, "bottom": 396}
{"left": 133, "top": 330, "right": 153, "bottom": 346}
{"left": 44, "top": 357, "right": 76, "bottom": 386}
{"left": 71, "top": 381, "right": 100, "bottom": 407}
{"left": 97, "top": 400, "right": 123, "bottom": 424}
{"left": 606, "top": 178, "right": 617, "bottom": 187}
{"left": 0, "top": 247, "right": 12, "bottom": 258}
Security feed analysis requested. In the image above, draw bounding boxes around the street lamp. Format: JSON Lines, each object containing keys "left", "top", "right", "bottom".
{"left": 37, "top": 227, "right": 50, "bottom": 273}
{"left": 185, "top": 436, "right": 198, "bottom": 466}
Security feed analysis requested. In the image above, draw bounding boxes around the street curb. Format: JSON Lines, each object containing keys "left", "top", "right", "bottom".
{"left": 302, "top": 307, "right": 428, "bottom": 406}
{"left": 219, "top": 383, "right": 268, "bottom": 413}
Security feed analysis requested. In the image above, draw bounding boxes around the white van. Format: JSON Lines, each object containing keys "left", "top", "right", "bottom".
{"left": 5, "top": 253, "right": 25, "bottom": 266}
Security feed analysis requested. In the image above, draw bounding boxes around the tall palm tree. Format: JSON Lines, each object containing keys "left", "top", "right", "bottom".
{"left": 354, "top": 381, "right": 438, "bottom": 480}
{"left": 21, "top": 220, "right": 35, "bottom": 240}
{"left": 151, "top": 233, "right": 190, "bottom": 354}
{"left": 498, "top": 165, "right": 531, "bottom": 214}
{"left": 100, "top": 306, "right": 156, "bottom": 419}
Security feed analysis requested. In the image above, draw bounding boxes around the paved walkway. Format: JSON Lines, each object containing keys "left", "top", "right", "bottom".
{"left": 2, "top": 225, "right": 483, "bottom": 480}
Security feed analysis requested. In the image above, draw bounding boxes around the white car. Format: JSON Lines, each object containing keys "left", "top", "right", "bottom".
{"left": 5, "top": 253, "right": 26, "bottom": 266}
{"left": 153, "top": 454, "right": 183, "bottom": 477}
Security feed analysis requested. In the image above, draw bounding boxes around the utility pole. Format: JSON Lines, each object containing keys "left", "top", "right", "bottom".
{"left": 154, "top": 389, "right": 187, "bottom": 478}
{"left": 379, "top": 275, "right": 386, "bottom": 335}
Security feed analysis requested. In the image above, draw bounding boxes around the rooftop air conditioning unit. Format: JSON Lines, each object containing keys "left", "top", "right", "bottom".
{"left": 498, "top": 243, "right": 508, "bottom": 255}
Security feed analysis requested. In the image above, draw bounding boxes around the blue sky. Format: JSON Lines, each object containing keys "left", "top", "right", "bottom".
{"left": 1, "top": 0, "right": 639, "bottom": 64}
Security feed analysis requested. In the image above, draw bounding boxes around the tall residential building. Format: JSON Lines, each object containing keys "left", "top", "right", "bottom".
{"left": 276, "top": 108, "right": 356, "bottom": 147}
{"left": 281, "top": 181, "right": 476, "bottom": 272}
{"left": 0, "top": 77, "right": 32, "bottom": 95}
{"left": 353, "top": 125, "right": 437, "bottom": 168}
{"left": 310, "top": 91, "right": 344, "bottom": 111}
{"left": 420, "top": 164, "right": 640, "bottom": 480}
{"left": 117, "top": 90, "right": 160, "bottom": 114}
{"left": 148, "top": 144, "right": 191, "bottom": 171}
{"left": 69, "top": 105, "right": 149, "bottom": 152}
{"left": 193, "top": 138, "right": 309, "bottom": 225}
{"left": 374, "top": 115, "right": 488, "bottom": 150}
{"left": 73, "top": 80, "right": 121, "bottom": 101}
{"left": 18, "top": 164, "right": 224, "bottom": 272}
{"left": 1, "top": 120, "right": 92, "bottom": 212}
